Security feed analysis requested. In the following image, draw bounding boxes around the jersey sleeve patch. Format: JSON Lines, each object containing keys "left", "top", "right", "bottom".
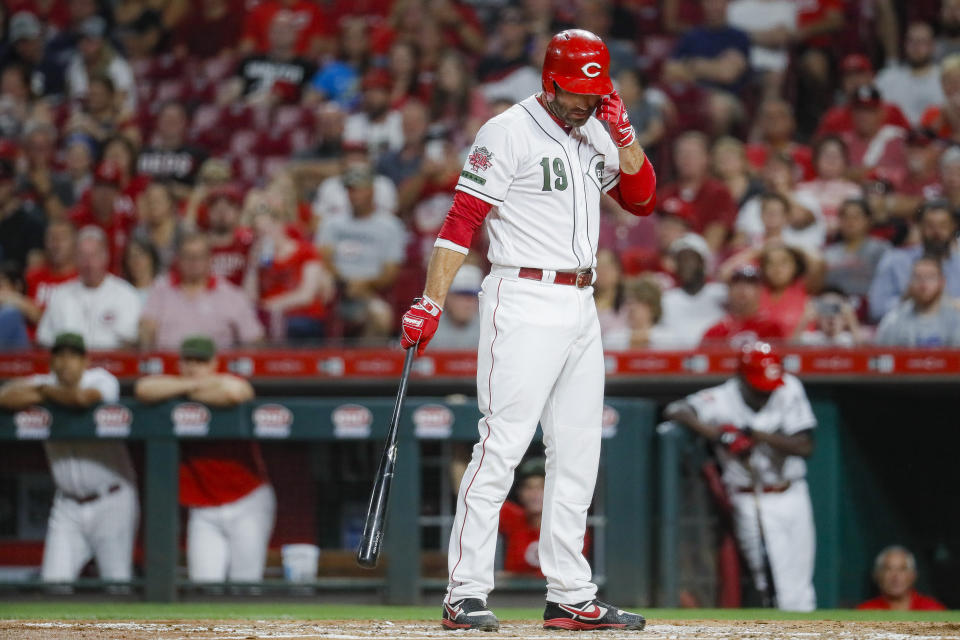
{"left": 455, "top": 122, "right": 515, "bottom": 204}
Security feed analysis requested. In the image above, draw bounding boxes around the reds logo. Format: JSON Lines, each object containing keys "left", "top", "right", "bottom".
{"left": 95, "top": 404, "right": 133, "bottom": 438}
{"left": 602, "top": 405, "right": 620, "bottom": 439}
{"left": 14, "top": 407, "right": 52, "bottom": 440}
{"left": 332, "top": 404, "right": 373, "bottom": 438}
{"left": 468, "top": 146, "right": 494, "bottom": 172}
{"left": 253, "top": 403, "right": 293, "bottom": 438}
{"left": 413, "top": 404, "right": 454, "bottom": 439}
{"left": 581, "top": 62, "right": 601, "bottom": 77}
{"left": 172, "top": 402, "right": 211, "bottom": 437}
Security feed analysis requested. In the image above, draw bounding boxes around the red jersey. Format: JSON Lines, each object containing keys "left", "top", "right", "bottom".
{"left": 701, "top": 314, "right": 786, "bottom": 347}
{"left": 745, "top": 143, "right": 815, "bottom": 182}
{"left": 816, "top": 103, "right": 910, "bottom": 138}
{"left": 25, "top": 265, "right": 77, "bottom": 310}
{"left": 795, "top": 0, "right": 843, "bottom": 48}
{"left": 179, "top": 440, "right": 269, "bottom": 507}
{"left": 657, "top": 179, "right": 737, "bottom": 235}
{"left": 209, "top": 227, "right": 254, "bottom": 286}
{"left": 857, "top": 591, "right": 946, "bottom": 611}
{"left": 242, "top": 1, "right": 330, "bottom": 55}
{"left": 499, "top": 501, "right": 589, "bottom": 576}
{"left": 258, "top": 239, "right": 327, "bottom": 319}
{"left": 68, "top": 204, "right": 136, "bottom": 275}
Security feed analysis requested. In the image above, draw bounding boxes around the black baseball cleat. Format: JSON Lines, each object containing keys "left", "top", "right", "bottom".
{"left": 441, "top": 598, "right": 500, "bottom": 631}
{"left": 543, "top": 599, "right": 646, "bottom": 631}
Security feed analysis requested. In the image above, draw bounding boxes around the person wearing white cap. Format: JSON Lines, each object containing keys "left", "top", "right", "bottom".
{"left": 430, "top": 264, "right": 484, "bottom": 350}
{"left": 659, "top": 233, "right": 728, "bottom": 347}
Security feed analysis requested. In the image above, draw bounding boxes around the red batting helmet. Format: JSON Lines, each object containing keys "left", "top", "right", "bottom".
{"left": 542, "top": 29, "right": 613, "bottom": 100}
{"left": 738, "top": 342, "right": 784, "bottom": 393}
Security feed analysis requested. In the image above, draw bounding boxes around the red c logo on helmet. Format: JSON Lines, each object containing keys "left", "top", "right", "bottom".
{"left": 542, "top": 29, "right": 613, "bottom": 99}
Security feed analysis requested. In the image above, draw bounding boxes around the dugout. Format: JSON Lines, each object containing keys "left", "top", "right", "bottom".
{"left": 0, "top": 346, "right": 957, "bottom": 609}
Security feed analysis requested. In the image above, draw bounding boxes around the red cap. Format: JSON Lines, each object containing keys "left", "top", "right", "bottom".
{"left": 850, "top": 84, "right": 882, "bottom": 109}
{"left": 361, "top": 68, "right": 391, "bottom": 91}
{"left": 93, "top": 160, "right": 123, "bottom": 187}
{"left": 841, "top": 54, "right": 873, "bottom": 75}
{"left": 658, "top": 195, "right": 697, "bottom": 227}
{"left": 738, "top": 342, "right": 785, "bottom": 393}
{"left": 542, "top": 29, "right": 613, "bottom": 99}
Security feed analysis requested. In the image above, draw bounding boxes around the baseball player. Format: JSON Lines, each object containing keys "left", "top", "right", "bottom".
{"left": 399, "top": 29, "right": 656, "bottom": 632}
{"left": 134, "top": 335, "right": 274, "bottom": 584}
{"left": 664, "top": 342, "right": 817, "bottom": 612}
{"left": 0, "top": 332, "right": 138, "bottom": 584}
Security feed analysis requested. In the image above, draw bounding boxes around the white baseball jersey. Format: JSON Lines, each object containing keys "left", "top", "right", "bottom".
{"left": 30, "top": 368, "right": 136, "bottom": 497}
{"left": 437, "top": 94, "right": 621, "bottom": 271}
{"left": 36, "top": 275, "right": 142, "bottom": 349}
{"left": 686, "top": 374, "right": 816, "bottom": 489}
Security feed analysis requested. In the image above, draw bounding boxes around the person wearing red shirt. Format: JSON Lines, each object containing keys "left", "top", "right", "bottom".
{"left": 23, "top": 221, "right": 78, "bottom": 332}
{"left": 702, "top": 265, "right": 785, "bottom": 347}
{"left": 134, "top": 335, "right": 276, "bottom": 583}
{"left": 244, "top": 192, "right": 335, "bottom": 341}
{"left": 68, "top": 161, "right": 136, "bottom": 275}
{"left": 240, "top": 0, "right": 331, "bottom": 58}
{"left": 746, "top": 99, "right": 814, "bottom": 182}
{"left": 205, "top": 186, "right": 253, "bottom": 287}
{"left": 857, "top": 546, "right": 947, "bottom": 611}
{"left": 658, "top": 131, "right": 737, "bottom": 253}
{"left": 816, "top": 55, "right": 911, "bottom": 138}
{"left": 840, "top": 85, "right": 908, "bottom": 181}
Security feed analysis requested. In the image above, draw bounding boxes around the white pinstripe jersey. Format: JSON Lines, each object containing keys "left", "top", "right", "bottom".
{"left": 439, "top": 94, "right": 621, "bottom": 271}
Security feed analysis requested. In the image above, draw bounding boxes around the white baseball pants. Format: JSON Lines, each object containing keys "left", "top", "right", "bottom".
{"left": 187, "top": 483, "right": 276, "bottom": 582}
{"left": 446, "top": 273, "right": 604, "bottom": 605}
{"left": 41, "top": 482, "right": 139, "bottom": 582}
{"left": 731, "top": 480, "right": 816, "bottom": 611}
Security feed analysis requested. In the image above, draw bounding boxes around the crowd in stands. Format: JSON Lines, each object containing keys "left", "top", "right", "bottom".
{"left": 4, "top": 0, "right": 960, "bottom": 351}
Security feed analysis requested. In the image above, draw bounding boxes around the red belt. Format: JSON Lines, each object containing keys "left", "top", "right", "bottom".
{"left": 63, "top": 483, "right": 122, "bottom": 504}
{"left": 735, "top": 482, "right": 791, "bottom": 494}
{"left": 517, "top": 268, "right": 594, "bottom": 289}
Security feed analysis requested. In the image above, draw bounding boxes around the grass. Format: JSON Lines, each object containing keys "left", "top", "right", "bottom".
{"left": 0, "top": 603, "right": 956, "bottom": 622}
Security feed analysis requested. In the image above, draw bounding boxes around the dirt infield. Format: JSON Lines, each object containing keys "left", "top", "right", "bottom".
{"left": 2, "top": 619, "right": 959, "bottom": 640}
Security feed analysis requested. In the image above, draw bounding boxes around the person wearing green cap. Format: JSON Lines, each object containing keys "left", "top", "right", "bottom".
{"left": 0, "top": 332, "right": 138, "bottom": 585}
{"left": 135, "top": 335, "right": 276, "bottom": 584}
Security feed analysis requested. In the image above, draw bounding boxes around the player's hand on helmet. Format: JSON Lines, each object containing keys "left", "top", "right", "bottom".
{"left": 596, "top": 90, "right": 636, "bottom": 148}
{"left": 400, "top": 296, "right": 442, "bottom": 355}
{"left": 717, "top": 424, "right": 755, "bottom": 456}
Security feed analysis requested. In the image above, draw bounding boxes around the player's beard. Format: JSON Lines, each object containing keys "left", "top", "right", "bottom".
{"left": 546, "top": 96, "right": 593, "bottom": 128}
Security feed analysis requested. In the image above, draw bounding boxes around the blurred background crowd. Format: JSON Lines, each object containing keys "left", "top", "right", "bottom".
{"left": 2, "top": 0, "right": 960, "bottom": 351}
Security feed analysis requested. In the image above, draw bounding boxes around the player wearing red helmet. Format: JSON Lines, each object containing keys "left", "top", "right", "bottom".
{"left": 665, "top": 342, "right": 818, "bottom": 611}
{"left": 398, "top": 27, "right": 655, "bottom": 632}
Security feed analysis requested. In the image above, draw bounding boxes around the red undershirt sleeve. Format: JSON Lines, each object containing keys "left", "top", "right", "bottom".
{"left": 434, "top": 190, "right": 493, "bottom": 254}
{"left": 609, "top": 152, "right": 657, "bottom": 217}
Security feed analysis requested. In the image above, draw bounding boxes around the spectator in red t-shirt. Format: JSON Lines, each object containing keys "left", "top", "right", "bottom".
{"left": 702, "top": 265, "right": 785, "bottom": 347}
{"left": 244, "top": 191, "right": 335, "bottom": 342}
{"left": 920, "top": 54, "right": 960, "bottom": 145}
{"left": 240, "top": 0, "right": 331, "bottom": 59}
{"left": 658, "top": 131, "right": 737, "bottom": 253}
{"left": 746, "top": 99, "right": 814, "bottom": 182}
{"left": 857, "top": 546, "right": 947, "bottom": 611}
{"left": 20, "top": 220, "right": 78, "bottom": 331}
{"left": 816, "top": 54, "right": 911, "bottom": 139}
{"left": 134, "top": 335, "right": 275, "bottom": 583}
{"left": 757, "top": 243, "right": 810, "bottom": 337}
{"left": 68, "top": 161, "right": 136, "bottom": 275}
{"left": 204, "top": 186, "right": 253, "bottom": 287}
{"left": 841, "top": 85, "right": 907, "bottom": 182}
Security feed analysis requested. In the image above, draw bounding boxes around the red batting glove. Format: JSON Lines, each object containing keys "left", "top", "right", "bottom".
{"left": 595, "top": 90, "right": 636, "bottom": 148}
{"left": 400, "top": 296, "right": 442, "bottom": 355}
{"left": 717, "top": 424, "right": 755, "bottom": 457}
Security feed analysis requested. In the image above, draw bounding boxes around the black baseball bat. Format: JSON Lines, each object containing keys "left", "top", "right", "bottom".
{"left": 356, "top": 347, "right": 416, "bottom": 568}
{"left": 747, "top": 462, "right": 778, "bottom": 608}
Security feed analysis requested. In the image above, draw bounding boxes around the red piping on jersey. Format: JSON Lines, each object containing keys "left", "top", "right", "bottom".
{"left": 437, "top": 191, "right": 493, "bottom": 250}
{"left": 448, "top": 278, "right": 502, "bottom": 601}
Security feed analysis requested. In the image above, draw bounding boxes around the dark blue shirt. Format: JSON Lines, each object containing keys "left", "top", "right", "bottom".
{"left": 672, "top": 26, "right": 751, "bottom": 93}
